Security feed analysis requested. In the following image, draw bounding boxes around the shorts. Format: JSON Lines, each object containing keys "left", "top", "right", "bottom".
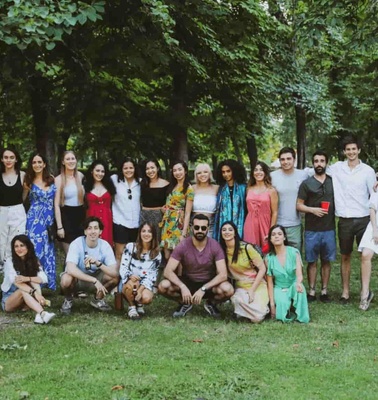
{"left": 113, "top": 224, "right": 138, "bottom": 244}
{"left": 61, "top": 270, "right": 105, "bottom": 294}
{"left": 284, "top": 225, "right": 302, "bottom": 252}
{"left": 338, "top": 216, "right": 370, "bottom": 255}
{"left": 181, "top": 276, "right": 214, "bottom": 299}
{"left": 304, "top": 230, "right": 336, "bottom": 263}
{"left": 58, "top": 205, "right": 85, "bottom": 244}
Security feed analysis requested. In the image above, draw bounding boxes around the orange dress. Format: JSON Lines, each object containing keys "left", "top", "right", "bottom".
{"left": 86, "top": 191, "right": 113, "bottom": 246}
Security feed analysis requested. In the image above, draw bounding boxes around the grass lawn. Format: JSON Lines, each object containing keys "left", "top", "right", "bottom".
{"left": 1, "top": 251, "right": 378, "bottom": 400}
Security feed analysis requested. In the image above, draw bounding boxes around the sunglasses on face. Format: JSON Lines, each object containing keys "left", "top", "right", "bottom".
{"left": 127, "top": 188, "right": 132, "bottom": 200}
{"left": 193, "top": 225, "right": 208, "bottom": 232}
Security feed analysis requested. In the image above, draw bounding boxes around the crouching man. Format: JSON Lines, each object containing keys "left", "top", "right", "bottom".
{"left": 60, "top": 217, "right": 119, "bottom": 314}
{"left": 158, "top": 214, "right": 234, "bottom": 318}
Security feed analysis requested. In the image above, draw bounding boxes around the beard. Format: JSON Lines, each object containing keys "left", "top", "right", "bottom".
{"left": 194, "top": 232, "right": 207, "bottom": 241}
{"left": 315, "top": 166, "right": 326, "bottom": 175}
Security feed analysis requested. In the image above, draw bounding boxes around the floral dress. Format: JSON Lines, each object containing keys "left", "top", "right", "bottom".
{"left": 160, "top": 186, "right": 194, "bottom": 250}
{"left": 26, "top": 184, "right": 57, "bottom": 290}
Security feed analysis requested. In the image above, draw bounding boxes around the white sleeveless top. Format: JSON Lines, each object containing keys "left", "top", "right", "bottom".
{"left": 192, "top": 193, "right": 217, "bottom": 214}
{"left": 64, "top": 183, "right": 80, "bottom": 206}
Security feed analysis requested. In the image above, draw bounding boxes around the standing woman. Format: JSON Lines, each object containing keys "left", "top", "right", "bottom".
{"left": 160, "top": 160, "right": 194, "bottom": 260}
{"left": 140, "top": 159, "right": 169, "bottom": 242}
{"left": 24, "top": 153, "right": 57, "bottom": 290}
{"left": 220, "top": 221, "right": 269, "bottom": 323}
{"left": 213, "top": 159, "right": 247, "bottom": 241}
{"left": 192, "top": 163, "right": 219, "bottom": 237}
{"left": 84, "top": 160, "right": 116, "bottom": 247}
{"left": 265, "top": 225, "right": 309, "bottom": 323}
{"left": 0, "top": 147, "right": 26, "bottom": 266}
{"left": 111, "top": 157, "right": 141, "bottom": 265}
{"left": 55, "top": 151, "right": 85, "bottom": 254}
{"left": 243, "top": 161, "right": 278, "bottom": 248}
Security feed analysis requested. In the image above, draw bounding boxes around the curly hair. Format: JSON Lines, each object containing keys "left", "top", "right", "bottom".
{"left": 216, "top": 159, "right": 246, "bottom": 186}
{"left": 11, "top": 235, "right": 40, "bottom": 277}
{"left": 116, "top": 157, "right": 138, "bottom": 183}
{"left": 84, "top": 160, "right": 116, "bottom": 196}
{"left": 248, "top": 161, "right": 272, "bottom": 187}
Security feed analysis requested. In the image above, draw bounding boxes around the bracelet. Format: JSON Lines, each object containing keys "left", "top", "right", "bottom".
{"left": 57, "top": 227, "right": 63, "bottom": 231}
{"left": 97, "top": 262, "right": 103, "bottom": 269}
{"left": 29, "top": 288, "right": 36, "bottom": 296}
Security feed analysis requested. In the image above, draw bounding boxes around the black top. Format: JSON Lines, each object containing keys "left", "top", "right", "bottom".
{"left": 297, "top": 175, "right": 335, "bottom": 231}
{"left": 141, "top": 185, "right": 169, "bottom": 208}
{"left": 0, "top": 173, "right": 23, "bottom": 206}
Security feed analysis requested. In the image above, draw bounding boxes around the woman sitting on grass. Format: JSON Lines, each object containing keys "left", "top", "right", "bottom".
{"left": 219, "top": 221, "right": 269, "bottom": 323}
{"left": 265, "top": 225, "right": 309, "bottom": 323}
{"left": 1, "top": 235, "right": 55, "bottom": 324}
{"left": 120, "top": 222, "right": 162, "bottom": 320}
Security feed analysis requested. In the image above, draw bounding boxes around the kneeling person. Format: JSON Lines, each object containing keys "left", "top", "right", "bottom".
{"left": 60, "top": 217, "right": 119, "bottom": 314}
{"left": 158, "top": 214, "right": 234, "bottom": 318}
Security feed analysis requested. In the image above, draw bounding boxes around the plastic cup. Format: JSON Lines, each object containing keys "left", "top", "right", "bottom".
{"left": 320, "top": 201, "right": 330, "bottom": 212}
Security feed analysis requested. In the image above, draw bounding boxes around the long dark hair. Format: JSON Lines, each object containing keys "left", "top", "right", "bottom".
{"left": 216, "top": 159, "right": 246, "bottom": 186}
{"left": 134, "top": 222, "right": 160, "bottom": 260}
{"left": 0, "top": 146, "right": 22, "bottom": 173}
{"left": 84, "top": 160, "right": 116, "bottom": 196}
{"left": 267, "top": 224, "right": 289, "bottom": 254}
{"left": 219, "top": 220, "right": 242, "bottom": 266}
{"left": 167, "top": 160, "right": 190, "bottom": 195}
{"left": 116, "top": 157, "right": 138, "bottom": 183}
{"left": 140, "top": 159, "right": 163, "bottom": 190}
{"left": 11, "top": 235, "right": 40, "bottom": 277}
{"left": 24, "top": 152, "right": 54, "bottom": 188}
{"left": 248, "top": 161, "right": 272, "bottom": 187}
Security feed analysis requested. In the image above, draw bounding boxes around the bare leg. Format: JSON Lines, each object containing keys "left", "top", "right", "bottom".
{"left": 158, "top": 279, "right": 181, "bottom": 301}
{"left": 99, "top": 273, "right": 119, "bottom": 300}
{"left": 122, "top": 280, "right": 140, "bottom": 306}
{"left": 60, "top": 273, "right": 76, "bottom": 297}
{"left": 320, "top": 261, "right": 331, "bottom": 293}
{"left": 5, "top": 290, "right": 43, "bottom": 314}
{"left": 212, "top": 281, "right": 234, "bottom": 303}
{"left": 341, "top": 253, "right": 351, "bottom": 299}
{"left": 114, "top": 242, "right": 126, "bottom": 267}
{"left": 361, "top": 248, "right": 374, "bottom": 299}
{"left": 60, "top": 241, "right": 70, "bottom": 255}
{"left": 307, "top": 262, "right": 317, "bottom": 295}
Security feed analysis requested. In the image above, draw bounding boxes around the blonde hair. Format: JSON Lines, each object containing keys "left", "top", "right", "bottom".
{"left": 59, "top": 151, "right": 84, "bottom": 205}
{"left": 194, "top": 163, "right": 214, "bottom": 184}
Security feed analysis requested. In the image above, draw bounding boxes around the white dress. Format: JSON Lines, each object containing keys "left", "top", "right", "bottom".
{"left": 358, "top": 192, "right": 378, "bottom": 254}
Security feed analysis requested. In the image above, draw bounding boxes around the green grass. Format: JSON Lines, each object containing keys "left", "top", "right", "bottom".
{"left": 1, "top": 251, "right": 378, "bottom": 400}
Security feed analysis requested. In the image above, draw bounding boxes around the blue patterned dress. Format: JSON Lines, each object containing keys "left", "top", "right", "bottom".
{"left": 26, "top": 184, "right": 57, "bottom": 290}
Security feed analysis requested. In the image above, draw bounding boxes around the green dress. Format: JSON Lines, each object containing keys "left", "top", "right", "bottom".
{"left": 266, "top": 246, "right": 310, "bottom": 323}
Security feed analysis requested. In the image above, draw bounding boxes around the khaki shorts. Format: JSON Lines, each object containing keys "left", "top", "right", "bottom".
{"left": 61, "top": 270, "right": 105, "bottom": 294}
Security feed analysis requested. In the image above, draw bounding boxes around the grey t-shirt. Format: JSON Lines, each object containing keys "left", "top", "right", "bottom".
{"left": 271, "top": 168, "right": 308, "bottom": 227}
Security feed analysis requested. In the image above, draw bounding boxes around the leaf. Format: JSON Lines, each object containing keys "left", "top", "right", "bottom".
{"left": 332, "top": 341, "right": 339, "bottom": 348}
{"left": 192, "top": 338, "right": 204, "bottom": 343}
{"left": 111, "top": 385, "right": 124, "bottom": 391}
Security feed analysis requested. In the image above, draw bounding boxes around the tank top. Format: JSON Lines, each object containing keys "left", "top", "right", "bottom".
{"left": 0, "top": 173, "right": 23, "bottom": 206}
{"left": 64, "top": 182, "right": 80, "bottom": 206}
{"left": 192, "top": 193, "right": 217, "bottom": 214}
{"left": 141, "top": 185, "right": 168, "bottom": 208}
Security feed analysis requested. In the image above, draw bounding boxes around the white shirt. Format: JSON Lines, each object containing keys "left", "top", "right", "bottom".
{"left": 111, "top": 175, "right": 141, "bottom": 228}
{"left": 328, "top": 160, "right": 376, "bottom": 218}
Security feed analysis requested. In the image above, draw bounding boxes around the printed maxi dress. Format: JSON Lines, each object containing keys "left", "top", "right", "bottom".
{"left": 26, "top": 184, "right": 57, "bottom": 290}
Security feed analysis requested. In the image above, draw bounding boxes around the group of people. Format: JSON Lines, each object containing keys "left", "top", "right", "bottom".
{"left": 1, "top": 134, "right": 377, "bottom": 325}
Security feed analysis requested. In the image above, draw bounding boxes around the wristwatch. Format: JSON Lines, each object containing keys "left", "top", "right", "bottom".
{"left": 201, "top": 286, "right": 207, "bottom": 292}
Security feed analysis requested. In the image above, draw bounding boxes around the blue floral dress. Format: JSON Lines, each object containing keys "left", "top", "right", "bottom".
{"left": 26, "top": 184, "right": 57, "bottom": 290}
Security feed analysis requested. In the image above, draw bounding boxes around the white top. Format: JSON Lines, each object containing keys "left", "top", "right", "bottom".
{"left": 328, "top": 161, "right": 376, "bottom": 218}
{"left": 192, "top": 193, "right": 217, "bottom": 214}
{"left": 111, "top": 175, "right": 141, "bottom": 228}
{"left": 271, "top": 168, "right": 309, "bottom": 227}
{"left": 64, "top": 182, "right": 81, "bottom": 206}
{"left": 1, "top": 258, "right": 48, "bottom": 293}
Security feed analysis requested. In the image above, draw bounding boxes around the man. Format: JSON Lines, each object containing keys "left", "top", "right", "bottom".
{"left": 158, "top": 214, "right": 234, "bottom": 318}
{"left": 60, "top": 217, "right": 119, "bottom": 314}
{"left": 271, "top": 147, "right": 308, "bottom": 250}
{"left": 297, "top": 150, "right": 336, "bottom": 303}
{"left": 328, "top": 136, "right": 376, "bottom": 306}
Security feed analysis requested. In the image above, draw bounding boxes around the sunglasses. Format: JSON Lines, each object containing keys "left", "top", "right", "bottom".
{"left": 193, "top": 225, "right": 208, "bottom": 232}
{"left": 127, "top": 188, "right": 132, "bottom": 200}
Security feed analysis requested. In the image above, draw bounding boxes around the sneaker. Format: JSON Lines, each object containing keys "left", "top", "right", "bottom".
{"left": 34, "top": 313, "right": 44, "bottom": 324}
{"left": 41, "top": 311, "right": 56, "bottom": 324}
{"left": 61, "top": 298, "right": 73, "bottom": 314}
{"left": 307, "top": 293, "right": 317, "bottom": 302}
{"left": 320, "top": 293, "right": 331, "bottom": 303}
{"left": 128, "top": 306, "right": 140, "bottom": 320}
{"left": 172, "top": 303, "right": 193, "bottom": 318}
{"left": 359, "top": 291, "right": 374, "bottom": 311}
{"left": 204, "top": 301, "right": 221, "bottom": 318}
{"left": 90, "top": 298, "right": 112, "bottom": 311}
{"left": 136, "top": 304, "right": 145, "bottom": 315}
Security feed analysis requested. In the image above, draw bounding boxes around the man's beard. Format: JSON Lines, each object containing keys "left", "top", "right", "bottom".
{"left": 194, "top": 232, "right": 206, "bottom": 241}
{"left": 315, "top": 166, "right": 326, "bottom": 175}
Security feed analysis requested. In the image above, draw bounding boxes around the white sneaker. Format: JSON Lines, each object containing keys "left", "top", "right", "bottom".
{"left": 41, "top": 311, "right": 56, "bottom": 324}
{"left": 136, "top": 304, "right": 145, "bottom": 315}
{"left": 128, "top": 306, "right": 140, "bottom": 320}
{"left": 34, "top": 313, "right": 44, "bottom": 324}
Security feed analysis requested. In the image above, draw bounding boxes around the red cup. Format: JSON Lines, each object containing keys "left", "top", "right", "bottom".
{"left": 320, "top": 201, "right": 330, "bottom": 212}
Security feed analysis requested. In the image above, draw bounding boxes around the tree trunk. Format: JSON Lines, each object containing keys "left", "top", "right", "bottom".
{"left": 246, "top": 135, "right": 258, "bottom": 171}
{"left": 231, "top": 136, "right": 243, "bottom": 165}
{"left": 211, "top": 155, "right": 218, "bottom": 176}
{"left": 295, "top": 102, "right": 306, "bottom": 169}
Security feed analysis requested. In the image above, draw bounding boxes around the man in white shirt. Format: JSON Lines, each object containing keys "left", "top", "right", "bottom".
{"left": 271, "top": 147, "right": 308, "bottom": 250}
{"left": 60, "top": 217, "right": 119, "bottom": 314}
{"left": 329, "top": 136, "right": 376, "bottom": 305}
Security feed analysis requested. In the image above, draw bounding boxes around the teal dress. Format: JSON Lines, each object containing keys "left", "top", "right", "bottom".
{"left": 266, "top": 246, "right": 310, "bottom": 323}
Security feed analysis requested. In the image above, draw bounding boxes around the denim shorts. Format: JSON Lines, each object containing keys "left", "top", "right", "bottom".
{"left": 304, "top": 230, "right": 336, "bottom": 263}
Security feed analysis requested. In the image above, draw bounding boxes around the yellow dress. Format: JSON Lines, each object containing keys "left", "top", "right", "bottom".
{"left": 160, "top": 186, "right": 194, "bottom": 250}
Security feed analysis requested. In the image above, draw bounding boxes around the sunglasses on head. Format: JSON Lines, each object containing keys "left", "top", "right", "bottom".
{"left": 193, "top": 225, "right": 208, "bottom": 232}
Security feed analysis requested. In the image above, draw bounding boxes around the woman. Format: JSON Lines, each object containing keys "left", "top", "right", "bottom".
{"left": 265, "top": 225, "right": 309, "bottom": 323}
{"left": 220, "top": 221, "right": 269, "bottom": 323}
{"left": 0, "top": 147, "right": 26, "bottom": 266}
{"left": 192, "top": 163, "right": 219, "bottom": 237}
{"left": 160, "top": 160, "right": 194, "bottom": 260}
{"left": 84, "top": 160, "right": 116, "bottom": 247}
{"left": 55, "top": 151, "right": 85, "bottom": 254}
{"left": 140, "top": 159, "right": 169, "bottom": 242}
{"left": 24, "top": 153, "right": 57, "bottom": 290}
{"left": 111, "top": 157, "right": 141, "bottom": 264}
{"left": 243, "top": 161, "right": 278, "bottom": 249}
{"left": 120, "top": 222, "right": 162, "bottom": 319}
{"left": 213, "top": 159, "right": 246, "bottom": 241}
{"left": 1, "top": 235, "right": 55, "bottom": 324}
